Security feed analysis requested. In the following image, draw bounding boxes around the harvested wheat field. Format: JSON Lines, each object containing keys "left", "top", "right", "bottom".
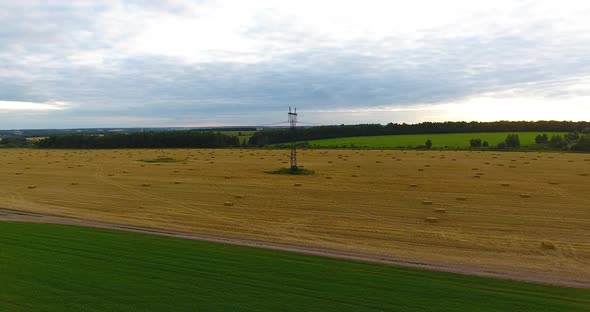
{"left": 1, "top": 148, "right": 589, "bottom": 286}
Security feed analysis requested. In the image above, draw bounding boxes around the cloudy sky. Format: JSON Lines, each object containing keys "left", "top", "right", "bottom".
{"left": 1, "top": 0, "right": 590, "bottom": 129}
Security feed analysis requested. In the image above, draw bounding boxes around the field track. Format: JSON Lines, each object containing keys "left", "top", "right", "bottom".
{"left": 1, "top": 148, "right": 589, "bottom": 288}
{"left": 1, "top": 208, "right": 588, "bottom": 288}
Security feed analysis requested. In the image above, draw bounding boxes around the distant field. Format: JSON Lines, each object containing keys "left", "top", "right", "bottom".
{"left": 1, "top": 222, "right": 588, "bottom": 312}
{"left": 306, "top": 132, "right": 566, "bottom": 148}
{"left": 218, "top": 130, "right": 256, "bottom": 144}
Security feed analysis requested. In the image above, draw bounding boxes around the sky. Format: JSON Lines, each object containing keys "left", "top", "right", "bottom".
{"left": 1, "top": 0, "right": 590, "bottom": 129}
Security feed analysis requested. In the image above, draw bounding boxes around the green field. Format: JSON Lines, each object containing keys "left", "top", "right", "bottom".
{"left": 306, "top": 132, "right": 565, "bottom": 149}
{"left": 1, "top": 223, "right": 588, "bottom": 311}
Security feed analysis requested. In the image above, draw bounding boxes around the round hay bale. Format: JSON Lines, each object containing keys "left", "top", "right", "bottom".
{"left": 294, "top": 183, "right": 302, "bottom": 187}
{"left": 541, "top": 241, "right": 556, "bottom": 250}
{"left": 422, "top": 200, "right": 433, "bottom": 205}
{"left": 71, "top": 182, "right": 79, "bottom": 185}
{"left": 520, "top": 193, "right": 531, "bottom": 198}
{"left": 473, "top": 175, "right": 481, "bottom": 178}
{"left": 409, "top": 184, "right": 418, "bottom": 187}
{"left": 141, "top": 183, "right": 151, "bottom": 187}
{"left": 224, "top": 202, "right": 234, "bottom": 207}
{"left": 173, "top": 181, "right": 181, "bottom": 184}
{"left": 434, "top": 208, "right": 446, "bottom": 213}
{"left": 424, "top": 217, "right": 438, "bottom": 223}
{"left": 234, "top": 195, "right": 244, "bottom": 199}
{"left": 351, "top": 174, "right": 359, "bottom": 178}
{"left": 501, "top": 183, "right": 510, "bottom": 187}
{"left": 548, "top": 181, "right": 560, "bottom": 185}
{"left": 417, "top": 168, "right": 424, "bottom": 171}
{"left": 27, "top": 185, "right": 37, "bottom": 189}
{"left": 325, "top": 176, "right": 332, "bottom": 179}
{"left": 580, "top": 173, "right": 588, "bottom": 176}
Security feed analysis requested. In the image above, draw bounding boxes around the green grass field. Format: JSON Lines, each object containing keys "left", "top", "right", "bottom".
{"left": 306, "top": 132, "right": 565, "bottom": 149}
{"left": 1, "top": 223, "right": 588, "bottom": 311}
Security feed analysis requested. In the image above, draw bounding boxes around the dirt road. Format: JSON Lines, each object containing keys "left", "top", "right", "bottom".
{"left": 1, "top": 207, "right": 588, "bottom": 289}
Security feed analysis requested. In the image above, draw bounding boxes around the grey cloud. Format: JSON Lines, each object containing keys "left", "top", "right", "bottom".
{"left": 1, "top": 1, "right": 590, "bottom": 128}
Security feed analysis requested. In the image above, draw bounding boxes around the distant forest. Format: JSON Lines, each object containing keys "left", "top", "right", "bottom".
{"left": 248, "top": 121, "right": 590, "bottom": 146}
{"left": 36, "top": 131, "right": 240, "bottom": 149}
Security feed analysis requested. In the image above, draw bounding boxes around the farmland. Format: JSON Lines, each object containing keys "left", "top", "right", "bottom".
{"left": 1, "top": 222, "right": 588, "bottom": 311}
{"left": 1, "top": 148, "right": 589, "bottom": 287}
{"left": 305, "top": 132, "right": 566, "bottom": 148}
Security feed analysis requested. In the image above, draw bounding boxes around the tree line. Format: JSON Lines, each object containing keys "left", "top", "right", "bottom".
{"left": 249, "top": 121, "right": 590, "bottom": 146}
{"left": 36, "top": 131, "right": 240, "bottom": 149}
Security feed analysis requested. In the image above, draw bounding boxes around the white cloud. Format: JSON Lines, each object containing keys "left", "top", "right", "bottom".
{"left": 0, "top": 101, "right": 71, "bottom": 111}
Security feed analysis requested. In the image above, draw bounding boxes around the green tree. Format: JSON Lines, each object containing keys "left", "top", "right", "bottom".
{"left": 549, "top": 135, "right": 567, "bottom": 149}
{"left": 535, "top": 134, "right": 548, "bottom": 144}
{"left": 425, "top": 139, "right": 432, "bottom": 149}
{"left": 505, "top": 134, "right": 520, "bottom": 148}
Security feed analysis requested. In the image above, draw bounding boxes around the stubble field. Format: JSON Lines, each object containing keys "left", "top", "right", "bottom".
{"left": 1, "top": 148, "right": 589, "bottom": 285}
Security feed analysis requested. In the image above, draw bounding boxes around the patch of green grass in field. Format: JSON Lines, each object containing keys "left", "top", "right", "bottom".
{"left": 266, "top": 167, "right": 315, "bottom": 175}
{"left": 307, "top": 132, "right": 566, "bottom": 149}
{"left": 1, "top": 222, "right": 588, "bottom": 312}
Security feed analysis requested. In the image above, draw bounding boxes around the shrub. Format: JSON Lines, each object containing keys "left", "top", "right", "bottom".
{"left": 469, "top": 138, "right": 482, "bottom": 148}
{"left": 482, "top": 141, "right": 489, "bottom": 147}
{"left": 425, "top": 139, "right": 432, "bottom": 150}
{"left": 496, "top": 142, "right": 507, "bottom": 149}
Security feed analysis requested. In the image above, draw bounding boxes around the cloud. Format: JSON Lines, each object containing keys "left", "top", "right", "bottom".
{"left": 0, "top": 101, "right": 71, "bottom": 111}
{"left": 0, "top": 0, "right": 590, "bottom": 128}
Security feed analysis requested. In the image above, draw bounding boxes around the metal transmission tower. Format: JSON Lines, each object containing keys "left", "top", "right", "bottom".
{"left": 288, "top": 107, "right": 298, "bottom": 170}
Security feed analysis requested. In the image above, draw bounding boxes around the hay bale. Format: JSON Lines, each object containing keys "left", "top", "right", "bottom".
{"left": 424, "top": 217, "right": 438, "bottom": 223}
{"left": 71, "top": 182, "right": 79, "bottom": 185}
{"left": 541, "top": 241, "right": 556, "bottom": 250}
{"left": 325, "top": 176, "right": 332, "bottom": 179}
{"left": 520, "top": 193, "right": 531, "bottom": 198}
{"left": 580, "top": 173, "right": 588, "bottom": 176}
{"left": 473, "top": 175, "right": 481, "bottom": 178}
{"left": 224, "top": 202, "right": 234, "bottom": 206}
{"left": 501, "top": 183, "right": 510, "bottom": 186}
{"left": 173, "top": 181, "right": 181, "bottom": 184}
{"left": 141, "top": 183, "right": 151, "bottom": 187}
{"left": 234, "top": 195, "right": 244, "bottom": 199}
{"left": 351, "top": 174, "right": 359, "bottom": 177}
{"left": 417, "top": 168, "right": 424, "bottom": 171}
{"left": 294, "top": 183, "right": 303, "bottom": 187}
{"left": 409, "top": 184, "right": 418, "bottom": 187}
{"left": 422, "top": 200, "right": 433, "bottom": 205}
{"left": 27, "top": 185, "right": 37, "bottom": 189}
